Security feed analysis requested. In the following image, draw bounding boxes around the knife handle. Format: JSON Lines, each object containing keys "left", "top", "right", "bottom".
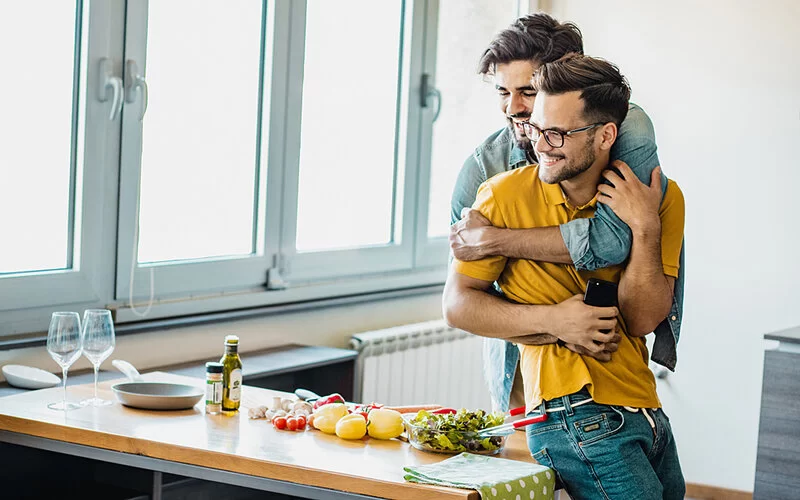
{"left": 295, "top": 388, "right": 321, "bottom": 402}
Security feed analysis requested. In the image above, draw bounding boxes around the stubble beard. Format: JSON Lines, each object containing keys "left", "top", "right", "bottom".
{"left": 506, "top": 119, "right": 534, "bottom": 158}
{"left": 539, "top": 135, "right": 597, "bottom": 184}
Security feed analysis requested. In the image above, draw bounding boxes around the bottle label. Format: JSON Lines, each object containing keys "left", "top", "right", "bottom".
{"left": 206, "top": 380, "right": 222, "bottom": 405}
{"left": 229, "top": 368, "right": 242, "bottom": 402}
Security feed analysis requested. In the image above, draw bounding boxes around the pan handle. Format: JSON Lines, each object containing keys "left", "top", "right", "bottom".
{"left": 112, "top": 359, "right": 144, "bottom": 382}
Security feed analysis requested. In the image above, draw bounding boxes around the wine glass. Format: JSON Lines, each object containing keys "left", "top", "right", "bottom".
{"left": 80, "top": 309, "right": 116, "bottom": 406}
{"left": 46, "top": 312, "right": 83, "bottom": 411}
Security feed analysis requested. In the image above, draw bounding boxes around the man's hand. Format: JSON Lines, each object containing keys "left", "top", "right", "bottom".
{"left": 513, "top": 332, "right": 621, "bottom": 362}
{"left": 597, "top": 161, "right": 662, "bottom": 234}
{"left": 550, "top": 295, "right": 620, "bottom": 355}
{"left": 564, "top": 341, "right": 620, "bottom": 362}
{"left": 449, "top": 208, "right": 497, "bottom": 261}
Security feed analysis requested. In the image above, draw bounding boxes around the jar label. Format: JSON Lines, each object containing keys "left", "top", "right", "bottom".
{"left": 206, "top": 380, "right": 222, "bottom": 404}
{"left": 229, "top": 368, "right": 242, "bottom": 402}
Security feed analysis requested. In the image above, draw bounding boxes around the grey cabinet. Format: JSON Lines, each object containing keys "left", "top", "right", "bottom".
{"left": 754, "top": 329, "right": 800, "bottom": 499}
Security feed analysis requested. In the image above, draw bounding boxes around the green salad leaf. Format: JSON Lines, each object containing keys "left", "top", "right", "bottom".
{"left": 408, "top": 409, "right": 506, "bottom": 453}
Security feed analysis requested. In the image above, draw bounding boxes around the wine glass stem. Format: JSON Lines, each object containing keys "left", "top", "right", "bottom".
{"left": 62, "top": 366, "right": 68, "bottom": 408}
{"left": 93, "top": 364, "right": 99, "bottom": 401}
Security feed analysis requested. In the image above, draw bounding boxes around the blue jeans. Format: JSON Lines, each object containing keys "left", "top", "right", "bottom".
{"left": 525, "top": 390, "right": 685, "bottom": 500}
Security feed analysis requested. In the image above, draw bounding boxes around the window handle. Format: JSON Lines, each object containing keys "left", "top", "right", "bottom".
{"left": 97, "top": 58, "right": 123, "bottom": 121}
{"left": 420, "top": 73, "right": 442, "bottom": 122}
{"left": 125, "top": 59, "right": 149, "bottom": 121}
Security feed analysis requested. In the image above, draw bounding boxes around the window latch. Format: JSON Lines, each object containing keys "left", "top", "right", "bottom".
{"left": 125, "top": 60, "right": 149, "bottom": 121}
{"left": 420, "top": 73, "right": 442, "bottom": 122}
{"left": 97, "top": 58, "right": 123, "bottom": 121}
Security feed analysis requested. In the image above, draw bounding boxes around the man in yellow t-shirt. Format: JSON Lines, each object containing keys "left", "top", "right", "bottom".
{"left": 443, "top": 55, "right": 685, "bottom": 499}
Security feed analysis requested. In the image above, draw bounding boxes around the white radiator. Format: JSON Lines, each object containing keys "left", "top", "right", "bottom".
{"left": 349, "top": 320, "right": 491, "bottom": 410}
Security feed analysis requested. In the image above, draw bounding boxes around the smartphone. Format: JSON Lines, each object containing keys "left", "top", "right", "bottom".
{"left": 584, "top": 278, "right": 618, "bottom": 307}
{"left": 584, "top": 278, "right": 618, "bottom": 334}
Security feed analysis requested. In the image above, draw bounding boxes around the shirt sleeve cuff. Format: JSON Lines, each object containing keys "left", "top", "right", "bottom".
{"left": 560, "top": 218, "right": 592, "bottom": 268}
{"left": 452, "top": 261, "right": 502, "bottom": 283}
{"left": 662, "top": 264, "right": 679, "bottom": 278}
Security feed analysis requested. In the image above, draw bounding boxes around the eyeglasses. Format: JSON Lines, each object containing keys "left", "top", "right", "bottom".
{"left": 521, "top": 122, "right": 604, "bottom": 148}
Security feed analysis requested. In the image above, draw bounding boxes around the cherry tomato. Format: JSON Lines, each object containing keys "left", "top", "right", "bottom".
{"left": 295, "top": 415, "right": 307, "bottom": 429}
{"left": 286, "top": 417, "right": 298, "bottom": 431}
{"left": 273, "top": 416, "right": 287, "bottom": 430}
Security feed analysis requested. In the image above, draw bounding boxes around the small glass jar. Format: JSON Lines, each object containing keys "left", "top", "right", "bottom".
{"left": 205, "top": 362, "right": 223, "bottom": 414}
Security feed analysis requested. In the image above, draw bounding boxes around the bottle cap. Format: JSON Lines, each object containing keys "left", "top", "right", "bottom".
{"left": 224, "top": 335, "right": 239, "bottom": 346}
{"left": 205, "top": 362, "right": 223, "bottom": 373}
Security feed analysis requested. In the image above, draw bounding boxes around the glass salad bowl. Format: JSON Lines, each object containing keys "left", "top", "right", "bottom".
{"left": 402, "top": 409, "right": 507, "bottom": 455}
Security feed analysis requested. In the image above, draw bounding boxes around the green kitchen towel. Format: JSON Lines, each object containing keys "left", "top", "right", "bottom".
{"left": 404, "top": 452, "right": 555, "bottom": 499}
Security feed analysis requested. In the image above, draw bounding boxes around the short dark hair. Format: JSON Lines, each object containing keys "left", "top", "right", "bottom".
{"left": 478, "top": 13, "right": 583, "bottom": 75}
{"left": 532, "top": 54, "right": 631, "bottom": 127}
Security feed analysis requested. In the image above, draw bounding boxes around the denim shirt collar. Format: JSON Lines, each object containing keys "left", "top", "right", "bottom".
{"left": 509, "top": 142, "right": 528, "bottom": 169}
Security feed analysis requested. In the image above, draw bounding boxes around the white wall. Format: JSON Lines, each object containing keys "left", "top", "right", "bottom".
{"left": 548, "top": 0, "right": 800, "bottom": 491}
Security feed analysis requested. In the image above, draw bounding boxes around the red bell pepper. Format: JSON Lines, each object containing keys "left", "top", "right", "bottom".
{"left": 312, "top": 393, "right": 346, "bottom": 410}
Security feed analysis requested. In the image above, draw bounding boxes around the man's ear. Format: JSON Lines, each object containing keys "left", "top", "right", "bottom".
{"left": 598, "top": 123, "right": 618, "bottom": 151}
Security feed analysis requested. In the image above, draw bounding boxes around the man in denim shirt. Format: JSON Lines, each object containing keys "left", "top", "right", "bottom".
{"left": 448, "top": 14, "right": 684, "bottom": 413}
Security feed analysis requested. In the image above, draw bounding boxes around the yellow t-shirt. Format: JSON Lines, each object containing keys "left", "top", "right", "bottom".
{"left": 452, "top": 165, "right": 685, "bottom": 411}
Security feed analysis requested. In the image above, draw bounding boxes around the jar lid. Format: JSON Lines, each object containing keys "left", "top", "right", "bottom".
{"left": 224, "top": 335, "right": 239, "bottom": 345}
{"left": 205, "top": 362, "right": 223, "bottom": 373}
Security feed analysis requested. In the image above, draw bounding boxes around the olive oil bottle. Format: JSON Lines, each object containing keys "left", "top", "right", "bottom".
{"left": 220, "top": 335, "right": 243, "bottom": 412}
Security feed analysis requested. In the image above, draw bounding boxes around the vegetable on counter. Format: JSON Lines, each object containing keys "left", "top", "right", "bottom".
{"left": 406, "top": 409, "right": 505, "bottom": 453}
{"left": 312, "top": 402, "right": 349, "bottom": 434}
{"left": 352, "top": 402, "right": 384, "bottom": 419}
{"left": 312, "top": 393, "right": 346, "bottom": 410}
{"left": 248, "top": 397, "right": 312, "bottom": 432}
{"left": 366, "top": 408, "right": 404, "bottom": 440}
{"left": 335, "top": 413, "right": 368, "bottom": 440}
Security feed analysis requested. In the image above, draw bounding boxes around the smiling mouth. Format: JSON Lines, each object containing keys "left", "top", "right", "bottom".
{"left": 511, "top": 121, "right": 527, "bottom": 137}
{"left": 539, "top": 156, "right": 563, "bottom": 167}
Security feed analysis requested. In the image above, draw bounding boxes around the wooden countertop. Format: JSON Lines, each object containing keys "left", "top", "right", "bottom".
{"left": 0, "top": 372, "right": 536, "bottom": 499}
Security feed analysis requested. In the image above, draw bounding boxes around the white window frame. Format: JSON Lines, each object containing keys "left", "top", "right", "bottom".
{"left": 2, "top": 0, "right": 478, "bottom": 338}
{"left": 115, "top": 0, "right": 278, "bottom": 302}
{"left": 0, "top": 1, "right": 121, "bottom": 336}
{"left": 412, "top": 0, "right": 450, "bottom": 269}
{"left": 277, "top": 0, "right": 421, "bottom": 283}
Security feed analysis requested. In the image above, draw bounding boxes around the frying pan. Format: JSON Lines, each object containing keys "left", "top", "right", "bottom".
{"left": 111, "top": 360, "right": 204, "bottom": 410}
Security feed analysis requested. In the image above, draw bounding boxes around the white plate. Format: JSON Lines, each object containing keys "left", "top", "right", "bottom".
{"left": 2, "top": 364, "right": 61, "bottom": 389}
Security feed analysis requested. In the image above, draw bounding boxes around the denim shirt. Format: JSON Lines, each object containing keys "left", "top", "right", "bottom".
{"left": 450, "top": 104, "right": 685, "bottom": 412}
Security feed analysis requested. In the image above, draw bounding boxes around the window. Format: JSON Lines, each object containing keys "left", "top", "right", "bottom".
{"left": 0, "top": 0, "right": 524, "bottom": 339}
{"left": 0, "top": 1, "right": 113, "bottom": 336}
{"left": 414, "top": 0, "right": 520, "bottom": 267}
{"left": 426, "top": 0, "right": 518, "bottom": 239}
{"left": 296, "top": 0, "right": 404, "bottom": 253}
{"left": 137, "top": 1, "right": 264, "bottom": 264}
{"left": 283, "top": 0, "right": 415, "bottom": 282}
{"left": 116, "top": 0, "right": 272, "bottom": 302}
{"left": 0, "top": 3, "right": 77, "bottom": 275}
